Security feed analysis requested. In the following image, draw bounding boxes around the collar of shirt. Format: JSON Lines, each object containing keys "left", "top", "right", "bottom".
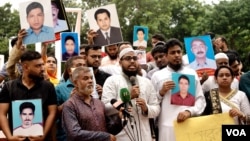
{"left": 193, "top": 59, "right": 208, "bottom": 67}
{"left": 27, "top": 26, "right": 50, "bottom": 35}
{"left": 65, "top": 79, "right": 74, "bottom": 87}
{"left": 100, "top": 28, "right": 111, "bottom": 37}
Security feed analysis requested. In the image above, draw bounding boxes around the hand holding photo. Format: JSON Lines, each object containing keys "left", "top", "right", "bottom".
{"left": 12, "top": 99, "right": 43, "bottom": 137}
{"left": 19, "top": 0, "right": 55, "bottom": 44}
{"left": 184, "top": 35, "right": 216, "bottom": 77}
{"left": 86, "top": 4, "right": 123, "bottom": 46}
{"left": 171, "top": 73, "right": 196, "bottom": 106}
{"left": 61, "top": 32, "right": 79, "bottom": 61}
{"left": 133, "top": 26, "right": 148, "bottom": 48}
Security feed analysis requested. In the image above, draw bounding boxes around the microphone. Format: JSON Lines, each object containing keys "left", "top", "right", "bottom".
{"left": 110, "top": 99, "right": 132, "bottom": 117}
{"left": 129, "top": 76, "right": 136, "bottom": 86}
{"left": 120, "top": 88, "right": 133, "bottom": 121}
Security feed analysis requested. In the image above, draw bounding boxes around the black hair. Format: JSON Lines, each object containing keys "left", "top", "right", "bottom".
{"left": 151, "top": 45, "right": 166, "bottom": 56}
{"left": 11, "top": 37, "right": 18, "bottom": 47}
{"left": 191, "top": 38, "right": 205, "bottom": 47}
{"left": 226, "top": 52, "right": 240, "bottom": 66}
{"left": 178, "top": 75, "right": 189, "bottom": 84}
{"left": 214, "top": 65, "right": 234, "bottom": 78}
{"left": 152, "top": 34, "right": 165, "bottom": 41}
{"left": 47, "top": 53, "right": 57, "bottom": 64}
{"left": 19, "top": 102, "right": 35, "bottom": 114}
{"left": 80, "top": 44, "right": 88, "bottom": 50}
{"left": 20, "top": 50, "right": 42, "bottom": 63}
{"left": 63, "top": 56, "right": 85, "bottom": 81}
{"left": 164, "top": 38, "right": 183, "bottom": 53}
{"left": 26, "top": 2, "right": 44, "bottom": 16}
{"left": 65, "top": 35, "right": 75, "bottom": 43}
{"left": 94, "top": 8, "right": 110, "bottom": 20}
{"left": 85, "top": 45, "right": 102, "bottom": 55}
{"left": 136, "top": 28, "right": 145, "bottom": 34}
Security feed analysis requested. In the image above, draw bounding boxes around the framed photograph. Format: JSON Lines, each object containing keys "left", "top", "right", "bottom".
{"left": 86, "top": 4, "right": 123, "bottom": 46}
{"left": 184, "top": 35, "right": 216, "bottom": 77}
{"left": 135, "top": 50, "right": 147, "bottom": 65}
{"left": 51, "top": 0, "right": 70, "bottom": 33}
{"left": 19, "top": 0, "right": 55, "bottom": 44}
{"left": 171, "top": 73, "right": 196, "bottom": 106}
{"left": 12, "top": 99, "right": 43, "bottom": 136}
{"left": 61, "top": 32, "right": 79, "bottom": 62}
{"left": 133, "top": 26, "right": 148, "bottom": 48}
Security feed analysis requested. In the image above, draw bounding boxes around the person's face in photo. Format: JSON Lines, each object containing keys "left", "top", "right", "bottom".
{"left": 96, "top": 12, "right": 111, "bottom": 31}
{"left": 137, "top": 31, "right": 145, "bottom": 41}
{"left": 179, "top": 78, "right": 189, "bottom": 94}
{"left": 27, "top": 8, "right": 44, "bottom": 31}
{"left": 137, "top": 53, "right": 143, "bottom": 59}
{"left": 20, "top": 108, "right": 34, "bottom": 128}
{"left": 191, "top": 40, "right": 207, "bottom": 59}
{"left": 65, "top": 39, "right": 76, "bottom": 55}
{"left": 52, "top": 4, "right": 59, "bottom": 21}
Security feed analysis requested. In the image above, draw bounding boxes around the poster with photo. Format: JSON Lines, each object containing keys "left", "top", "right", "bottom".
{"left": 19, "top": 0, "right": 55, "bottom": 44}
{"left": 12, "top": 99, "right": 43, "bottom": 136}
{"left": 86, "top": 4, "right": 123, "bottom": 46}
{"left": 135, "top": 50, "right": 147, "bottom": 65}
{"left": 171, "top": 72, "right": 196, "bottom": 106}
{"left": 61, "top": 32, "right": 79, "bottom": 62}
{"left": 184, "top": 35, "right": 216, "bottom": 77}
{"left": 133, "top": 26, "right": 148, "bottom": 48}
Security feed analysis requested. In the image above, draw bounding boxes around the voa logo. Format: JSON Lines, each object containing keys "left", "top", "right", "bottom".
{"left": 226, "top": 129, "right": 246, "bottom": 136}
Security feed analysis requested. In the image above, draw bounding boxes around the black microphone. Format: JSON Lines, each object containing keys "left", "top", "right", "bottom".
{"left": 130, "top": 76, "right": 136, "bottom": 86}
{"left": 110, "top": 99, "right": 132, "bottom": 117}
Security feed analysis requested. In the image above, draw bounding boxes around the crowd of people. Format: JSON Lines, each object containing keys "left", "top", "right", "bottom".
{"left": 0, "top": 3, "right": 250, "bottom": 141}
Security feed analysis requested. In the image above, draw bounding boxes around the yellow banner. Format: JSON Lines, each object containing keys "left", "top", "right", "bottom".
{"left": 174, "top": 113, "right": 235, "bottom": 141}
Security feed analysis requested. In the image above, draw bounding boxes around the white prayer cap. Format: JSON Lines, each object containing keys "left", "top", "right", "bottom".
{"left": 215, "top": 53, "right": 228, "bottom": 60}
{"left": 119, "top": 47, "right": 135, "bottom": 60}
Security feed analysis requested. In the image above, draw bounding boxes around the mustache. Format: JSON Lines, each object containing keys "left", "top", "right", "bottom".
{"left": 197, "top": 51, "right": 204, "bottom": 54}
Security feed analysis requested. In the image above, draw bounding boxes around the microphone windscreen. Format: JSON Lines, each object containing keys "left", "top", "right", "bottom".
{"left": 129, "top": 76, "right": 136, "bottom": 86}
{"left": 120, "top": 88, "right": 131, "bottom": 103}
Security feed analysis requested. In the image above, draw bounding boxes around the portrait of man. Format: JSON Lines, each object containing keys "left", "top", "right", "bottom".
{"left": 86, "top": 4, "right": 123, "bottom": 46}
{"left": 135, "top": 50, "right": 146, "bottom": 65}
{"left": 61, "top": 32, "right": 79, "bottom": 61}
{"left": 185, "top": 36, "right": 216, "bottom": 71}
{"left": 51, "top": 0, "right": 69, "bottom": 33}
{"left": 20, "top": 0, "right": 55, "bottom": 44}
{"left": 133, "top": 26, "right": 148, "bottom": 48}
{"left": 171, "top": 73, "right": 195, "bottom": 106}
{"left": 13, "top": 101, "right": 43, "bottom": 136}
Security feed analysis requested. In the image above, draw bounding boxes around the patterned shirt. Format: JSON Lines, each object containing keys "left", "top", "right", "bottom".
{"left": 62, "top": 94, "right": 110, "bottom": 141}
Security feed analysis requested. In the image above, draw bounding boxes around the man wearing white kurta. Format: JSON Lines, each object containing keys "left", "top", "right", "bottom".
{"left": 151, "top": 38, "right": 206, "bottom": 141}
{"left": 102, "top": 48, "right": 160, "bottom": 141}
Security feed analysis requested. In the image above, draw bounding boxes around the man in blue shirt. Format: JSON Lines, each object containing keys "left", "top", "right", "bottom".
{"left": 23, "top": 2, "right": 54, "bottom": 44}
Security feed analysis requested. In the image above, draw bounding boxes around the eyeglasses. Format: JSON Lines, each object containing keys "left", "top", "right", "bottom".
{"left": 121, "top": 56, "right": 138, "bottom": 61}
{"left": 90, "top": 55, "right": 102, "bottom": 59}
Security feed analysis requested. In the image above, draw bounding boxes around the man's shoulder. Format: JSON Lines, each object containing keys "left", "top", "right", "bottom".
{"left": 110, "top": 26, "right": 121, "bottom": 31}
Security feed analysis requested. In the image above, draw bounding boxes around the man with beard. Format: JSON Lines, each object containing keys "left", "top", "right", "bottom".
{"left": 101, "top": 47, "right": 160, "bottom": 141}
{"left": 189, "top": 38, "right": 216, "bottom": 71}
{"left": 62, "top": 67, "right": 116, "bottom": 141}
{"left": 0, "top": 50, "right": 57, "bottom": 141}
{"left": 101, "top": 44, "right": 119, "bottom": 67}
{"left": 151, "top": 38, "right": 206, "bottom": 141}
{"left": 85, "top": 45, "right": 111, "bottom": 99}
